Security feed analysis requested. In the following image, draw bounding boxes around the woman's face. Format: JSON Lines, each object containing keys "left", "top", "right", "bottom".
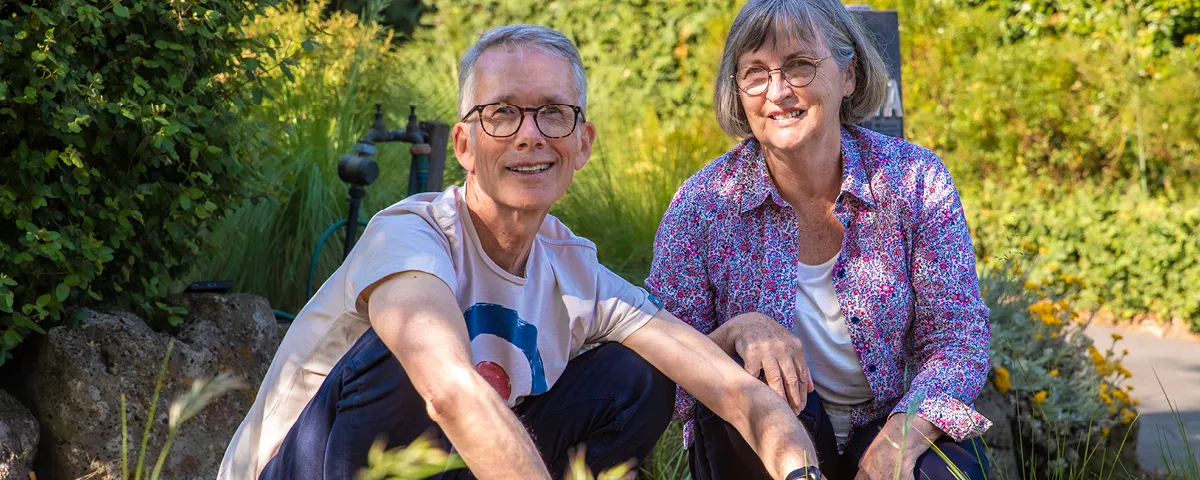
{"left": 736, "top": 30, "right": 855, "bottom": 156}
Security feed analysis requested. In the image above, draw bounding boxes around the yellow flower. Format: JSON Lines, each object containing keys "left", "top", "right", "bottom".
{"left": 1122, "top": 349, "right": 1129, "bottom": 356}
{"left": 1036, "top": 333, "right": 1043, "bottom": 340}
{"left": 1034, "top": 391, "right": 1048, "bottom": 404}
{"left": 1112, "top": 388, "right": 1131, "bottom": 404}
{"left": 993, "top": 367, "right": 1012, "bottom": 394}
{"left": 1102, "top": 427, "right": 1110, "bottom": 437}
{"left": 1126, "top": 385, "right": 1134, "bottom": 392}
{"left": 1024, "top": 280, "right": 1040, "bottom": 291}
{"left": 1111, "top": 333, "right": 1124, "bottom": 341}
{"left": 1121, "top": 408, "right": 1136, "bottom": 424}
{"left": 1051, "top": 332, "right": 1060, "bottom": 339}
{"left": 1023, "top": 241, "right": 1037, "bottom": 252}
{"left": 1049, "top": 369, "right": 1059, "bottom": 377}
{"left": 1039, "top": 247, "right": 1049, "bottom": 256}
{"left": 1116, "top": 363, "right": 1133, "bottom": 378}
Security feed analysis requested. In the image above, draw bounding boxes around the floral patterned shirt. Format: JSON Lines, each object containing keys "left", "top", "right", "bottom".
{"left": 646, "top": 125, "right": 992, "bottom": 446}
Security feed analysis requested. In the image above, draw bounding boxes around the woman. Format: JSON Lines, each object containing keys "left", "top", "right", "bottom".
{"left": 646, "top": 1, "right": 992, "bottom": 479}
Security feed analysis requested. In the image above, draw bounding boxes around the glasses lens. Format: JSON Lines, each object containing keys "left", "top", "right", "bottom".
{"left": 738, "top": 67, "right": 770, "bottom": 95}
{"left": 782, "top": 60, "right": 818, "bottom": 88}
{"left": 535, "top": 104, "right": 576, "bottom": 137}
{"left": 481, "top": 104, "right": 522, "bottom": 137}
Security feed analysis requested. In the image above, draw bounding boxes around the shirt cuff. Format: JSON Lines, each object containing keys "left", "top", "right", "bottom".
{"left": 890, "top": 389, "right": 992, "bottom": 442}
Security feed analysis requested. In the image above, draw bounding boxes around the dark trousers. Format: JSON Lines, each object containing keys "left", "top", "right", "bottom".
{"left": 260, "top": 328, "right": 675, "bottom": 480}
{"left": 690, "top": 387, "right": 989, "bottom": 480}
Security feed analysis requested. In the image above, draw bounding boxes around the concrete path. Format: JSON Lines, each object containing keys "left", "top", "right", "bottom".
{"left": 1085, "top": 325, "right": 1200, "bottom": 472}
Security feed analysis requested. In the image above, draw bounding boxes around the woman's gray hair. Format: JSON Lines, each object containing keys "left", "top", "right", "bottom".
{"left": 713, "top": 0, "right": 888, "bottom": 138}
{"left": 458, "top": 25, "right": 588, "bottom": 118}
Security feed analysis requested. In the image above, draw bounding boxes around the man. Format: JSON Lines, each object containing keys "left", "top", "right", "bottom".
{"left": 221, "top": 25, "right": 822, "bottom": 480}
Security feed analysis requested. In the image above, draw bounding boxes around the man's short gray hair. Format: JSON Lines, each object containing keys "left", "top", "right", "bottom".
{"left": 713, "top": 0, "right": 889, "bottom": 139}
{"left": 458, "top": 25, "right": 588, "bottom": 118}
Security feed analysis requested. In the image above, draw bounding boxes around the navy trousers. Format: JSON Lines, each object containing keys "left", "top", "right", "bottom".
{"left": 690, "top": 389, "right": 990, "bottom": 480}
{"left": 259, "top": 328, "right": 675, "bottom": 480}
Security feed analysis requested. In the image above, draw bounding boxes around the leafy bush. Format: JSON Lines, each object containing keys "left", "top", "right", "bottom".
{"left": 889, "top": 0, "right": 1200, "bottom": 187}
{"left": 0, "top": 0, "right": 280, "bottom": 363}
{"left": 982, "top": 263, "right": 1141, "bottom": 477}
{"left": 968, "top": 181, "right": 1200, "bottom": 331}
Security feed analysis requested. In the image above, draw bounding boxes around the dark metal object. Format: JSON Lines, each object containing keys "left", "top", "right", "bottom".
{"left": 336, "top": 103, "right": 451, "bottom": 258}
{"left": 849, "top": 6, "right": 905, "bottom": 139}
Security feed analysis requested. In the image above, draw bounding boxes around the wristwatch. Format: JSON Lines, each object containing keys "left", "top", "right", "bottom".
{"left": 785, "top": 465, "right": 821, "bottom": 480}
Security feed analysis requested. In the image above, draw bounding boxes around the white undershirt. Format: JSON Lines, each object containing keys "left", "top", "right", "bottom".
{"left": 793, "top": 251, "right": 874, "bottom": 444}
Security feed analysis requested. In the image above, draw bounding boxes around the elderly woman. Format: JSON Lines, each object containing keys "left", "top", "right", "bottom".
{"left": 646, "top": 1, "right": 992, "bottom": 479}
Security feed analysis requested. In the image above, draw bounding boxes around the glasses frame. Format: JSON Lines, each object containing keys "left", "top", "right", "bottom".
{"left": 460, "top": 102, "right": 584, "bottom": 139}
{"left": 731, "top": 56, "right": 831, "bottom": 96}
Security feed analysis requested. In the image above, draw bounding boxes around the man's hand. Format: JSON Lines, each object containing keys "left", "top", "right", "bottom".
{"left": 624, "top": 310, "right": 819, "bottom": 480}
{"left": 365, "top": 271, "right": 551, "bottom": 480}
{"left": 710, "top": 312, "right": 815, "bottom": 415}
{"left": 853, "top": 414, "right": 942, "bottom": 480}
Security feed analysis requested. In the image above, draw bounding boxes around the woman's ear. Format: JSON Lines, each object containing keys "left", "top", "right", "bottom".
{"left": 843, "top": 54, "right": 858, "bottom": 98}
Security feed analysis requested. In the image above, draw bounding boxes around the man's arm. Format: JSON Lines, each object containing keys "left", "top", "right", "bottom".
{"left": 621, "top": 309, "right": 820, "bottom": 480}
{"left": 365, "top": 271, "right": 550, "bottom": 480}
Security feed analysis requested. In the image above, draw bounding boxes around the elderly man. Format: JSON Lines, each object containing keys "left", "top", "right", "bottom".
{"left": 221, "top": 25, "right": 823, "bottom": 480}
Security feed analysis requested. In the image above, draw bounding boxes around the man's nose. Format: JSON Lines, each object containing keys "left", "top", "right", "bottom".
{"left": 765, "top": 72, "right": 796, "bottom": 105}
{"left": 513, "top": 111, "right": 546, "bottom": 150}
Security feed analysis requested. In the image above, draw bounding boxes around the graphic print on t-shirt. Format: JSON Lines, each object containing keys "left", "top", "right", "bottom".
{"left": 463, "top": 302, "right": 548, "bottom": 404}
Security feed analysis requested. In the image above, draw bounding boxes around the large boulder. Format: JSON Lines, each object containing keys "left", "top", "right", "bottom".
{"left": 0, "top": 389, "right": 38, "bottom": 480}
{"left": 22, "top": 294, "right": 282, "bottom": 480}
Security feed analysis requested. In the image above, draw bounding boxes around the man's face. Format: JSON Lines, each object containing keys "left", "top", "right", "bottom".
{"left": 452, "top": 47, "right": 595, "bottom": 213}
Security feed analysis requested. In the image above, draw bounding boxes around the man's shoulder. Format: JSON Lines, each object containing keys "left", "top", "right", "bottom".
{"left": 370, "top": 186, "right": 464, "bottom": 235}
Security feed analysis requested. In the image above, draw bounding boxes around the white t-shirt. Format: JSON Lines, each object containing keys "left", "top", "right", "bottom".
{"left": 792, "top": 251, "right": 874, "bottom": 444}
{"left": 219, "top": 186, "right": 661, "bottom": 479}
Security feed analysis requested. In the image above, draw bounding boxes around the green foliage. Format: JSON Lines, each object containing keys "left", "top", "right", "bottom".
{"left": 192, "top": 1, "right": 459, "bottom": 313}
{"left": 982, "top": 264, "right": 1140, "bottom": 477}
{"left": 963, "top": 0, "right": 1200, "bottom": 57}
{"left": 321, "top": 0, "right": 433, "bottom": 40}
{"left": 408, "top": 0, "right": 739, "bottom": 126}
{"left": 968, "top": 181, "right": 1200, "bottom": 331}
{"left": 891, "top": 0, "right": 1200, "bottom": 187}
{"left": 0, "top": 0, "right": 281, "bottom": 363}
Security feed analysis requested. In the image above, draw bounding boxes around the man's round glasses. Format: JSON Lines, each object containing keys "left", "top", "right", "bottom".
{"left": 732, "top": 56, "right": 829, "bottom": 96}
{"left": 461, "top": 102, "right": 583, "bottom": 138}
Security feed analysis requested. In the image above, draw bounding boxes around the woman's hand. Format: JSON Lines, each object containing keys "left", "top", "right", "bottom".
{"left": 713, "top": 312, "right": 814, "bottom": 414}
{"left": 853, "top": 414, "right": 942, "bottom": 480}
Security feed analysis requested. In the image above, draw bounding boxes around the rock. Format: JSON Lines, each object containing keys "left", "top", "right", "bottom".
{"left": 0, "top": 389, "right": 38, "bottom": 480}
{"left": 976, "top": 382, "right": 1021, "bottom": 478}
{"left": 22, "top": 294, "right": 281, "bottom": 480}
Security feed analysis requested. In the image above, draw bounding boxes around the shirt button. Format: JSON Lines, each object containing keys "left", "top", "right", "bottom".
{"left": 868, "top": 365, "right": 878, "bottom": 373}
{"left": 850, "top": 316, "right": 861, "bottom": 325}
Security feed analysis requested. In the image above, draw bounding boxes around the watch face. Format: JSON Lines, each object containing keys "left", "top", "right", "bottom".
{"left": 804, "top": 466, "right": 821, "bottom": 480}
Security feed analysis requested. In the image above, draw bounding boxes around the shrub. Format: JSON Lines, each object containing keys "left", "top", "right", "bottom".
{"left": 0, "top": 0, "right": 281, "bottom": 363}
{"left": 982, "top": 263, "right": 1141, "bottom": 477}
{"left": 968, "top": 181, "right": 1200, "bottom": 332}
{"left": 890, "top": 0, "right": 1200, "bottom": 187}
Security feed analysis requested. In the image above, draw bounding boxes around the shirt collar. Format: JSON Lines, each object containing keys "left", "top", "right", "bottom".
{"left": 736, "top": 127, "right": 877, "bottom": 214}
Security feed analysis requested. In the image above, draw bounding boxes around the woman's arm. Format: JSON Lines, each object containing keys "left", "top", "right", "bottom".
{"left": 893, "top": 154, "right": 992, "bottom": 441}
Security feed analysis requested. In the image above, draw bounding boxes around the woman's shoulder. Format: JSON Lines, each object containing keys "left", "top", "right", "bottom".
{"left": 670, "top": 138, "right": 759, "bottom": 218}
{"left": 846, "top": 125, "right": 945, "bottom": 176}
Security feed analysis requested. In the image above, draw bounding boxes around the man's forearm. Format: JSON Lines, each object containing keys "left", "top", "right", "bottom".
{"left": 424, "top": 375, "right": 551, "bottom": 480}
{"left": 730, "top": 382, "right": 820, "bottom": 479}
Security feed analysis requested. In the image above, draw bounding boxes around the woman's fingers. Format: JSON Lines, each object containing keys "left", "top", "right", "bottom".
{"left": 760, "top": 357, "right": 789, "bottom": 407}
{"left": 781, "top": 357, "right": 805, "bottom": 413}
